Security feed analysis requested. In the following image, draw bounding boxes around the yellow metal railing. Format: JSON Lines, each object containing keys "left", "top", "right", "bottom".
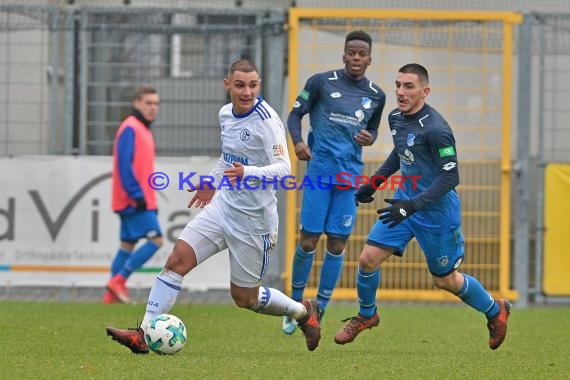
{"left": 285, "top": 8, "right": 522, "bottom": 301}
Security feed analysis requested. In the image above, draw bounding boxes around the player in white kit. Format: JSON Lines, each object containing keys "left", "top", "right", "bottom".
{"left": 106, "top": 59, "right": 321, "bottom": 352}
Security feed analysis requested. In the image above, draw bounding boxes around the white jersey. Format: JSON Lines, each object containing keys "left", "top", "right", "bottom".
{"left": 208, "top": 97, "right": 291, "bottom": 235}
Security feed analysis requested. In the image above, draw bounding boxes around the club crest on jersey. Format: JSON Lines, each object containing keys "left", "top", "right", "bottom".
{"left": 361, "top": 97, "right": 371, "bottom": 109}
{"left": 437, "top": 255, "right": 449, "bottom": 267}
{"left": 240, "top": 128, "right": 251, "bottom": 141}
{"left": 407, "top": 133, "right": 416, "bottom": 146}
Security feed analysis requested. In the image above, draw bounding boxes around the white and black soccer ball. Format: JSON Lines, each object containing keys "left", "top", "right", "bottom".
{"left": 143, "top": 314, "right": 188, "bottom": 354}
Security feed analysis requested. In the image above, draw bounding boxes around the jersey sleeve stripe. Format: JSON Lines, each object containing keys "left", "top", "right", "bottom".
{"left": 256, "top": 103, "right": 271, "bottom": 120}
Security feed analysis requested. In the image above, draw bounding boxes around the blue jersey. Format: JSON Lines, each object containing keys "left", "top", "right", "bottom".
{"left": 290, "top": 69, "right": 385, "bottom": 186}
{"left": 388, "top": 103, "right": 461, "bottom": 231}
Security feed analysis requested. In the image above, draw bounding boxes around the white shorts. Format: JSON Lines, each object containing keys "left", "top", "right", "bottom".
{"left": 178, "top": 205, "right": 277, "bottom": 287}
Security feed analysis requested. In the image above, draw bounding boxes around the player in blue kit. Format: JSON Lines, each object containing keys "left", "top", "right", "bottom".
{"left": 334, "top": 63, "right": 511, "bottom": 350}
{"left": 283, "top": 30, "right": 386, "bottom": 334}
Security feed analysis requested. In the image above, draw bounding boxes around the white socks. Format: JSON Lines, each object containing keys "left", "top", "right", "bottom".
{"left": 142, "top": 268, "right": 184, "bottom": 327}
{"left": 252, "top": 286, "right": 306, "bottom": 320}
{"left": 142, "top": 273, "right": 308, "bottom": 328}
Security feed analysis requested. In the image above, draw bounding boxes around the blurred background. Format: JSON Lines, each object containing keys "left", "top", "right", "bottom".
{"left": 1, "top": 0, "right": 569, "bottom": 308}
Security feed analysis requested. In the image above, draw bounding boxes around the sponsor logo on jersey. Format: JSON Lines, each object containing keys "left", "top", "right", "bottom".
{"left": 223, "top": 152, "right": 249, "bottom": 166}
{"left": 407, "top": 133, "right": 416, "bottom": 146}
{"left": 398, "top": 149, "right": 415, "bottom": 165}
{"left": 391, "top": 129, "right": 397, "bottom": 135}
{"left": 355, "top": 109, "right": 364, "bottom": 122}
{"left": 299, "top": 89, "right": 310, "bottom": 100}
{"left": 272, "top": 144, "right": 285, "bottom": 157}
{"left": 330, "top": 92, "right": 342, "bottom": 98}
{"left": 240, "top": 128, "right": 251, "bottom": 141}
{"left": 361, "top": 96, "right": 371, "bottom": 109}
{"left": 439, "top": 146, "right": 455, "bottom": 157}
{"left": 293, "top": 100, "right": 301, "bottom": 108}
{"left": 342, "top": 215, "right": 353, "bottom": 227}
{"left": 329, "top": 112, "right": 358, "bottom": 125}
{"left": 442, "top": 162, "right": 457, "bottom": 171}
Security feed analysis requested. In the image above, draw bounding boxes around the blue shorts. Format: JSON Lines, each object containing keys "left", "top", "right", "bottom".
{"left": 366, "top": 219, "right": 464, "bottom": 277}
{"left": 119, "top": 210, "right": 162, "bottom": 243}
{"left": 299, "top": 186, "right": 356, "bottom": 239}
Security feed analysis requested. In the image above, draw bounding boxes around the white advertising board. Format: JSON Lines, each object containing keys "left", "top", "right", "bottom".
{"left": 0, "top": 156, "right": 230, "bottom": 289}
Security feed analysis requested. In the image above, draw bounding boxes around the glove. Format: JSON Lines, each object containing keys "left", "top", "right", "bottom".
{"left": 377, "top": 198, "right": 416, "bottom": 228}
{"left": 135, "top": 197, "right": 147, "bottom": 211}
{"left": 354, "top": 177, "right": 384, "bottom": 206}
{"left": 354, "top": 183, "right": 376, "bottom": 206}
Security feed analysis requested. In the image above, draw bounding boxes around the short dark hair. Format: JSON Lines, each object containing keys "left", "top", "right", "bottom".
{"left": 228, "top": 59, "right": 259, "bottom": 76}
{"left": 134, "top": 85, "right": 158, "bottom": 100}
{"left": 399, "top": 63, "right": 429, "bottom": 84}
{"left": 345, "top": 30, "right": 372, "bottom": 50}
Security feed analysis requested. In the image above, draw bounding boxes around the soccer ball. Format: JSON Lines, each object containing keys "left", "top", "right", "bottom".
{"left": 143, "top": 314, "right": 188, "bottom": 354}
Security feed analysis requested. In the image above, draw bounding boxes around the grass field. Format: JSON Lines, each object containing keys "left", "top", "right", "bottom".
{"left": 1, "top": 301, "right": 569, "bottom": 379}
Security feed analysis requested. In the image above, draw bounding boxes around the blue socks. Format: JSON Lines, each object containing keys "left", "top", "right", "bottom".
{"left": 317, "top": 250, "right": 344, "bottom": 311}
{"left": 111, "top": 248, "right": 131, "bottom": 276}
{"left": 357, "top": 268, "right": 380, "bottom": 318}
{"left": 291, "top": 244, "right": 315, "bottom": 302}
{"left": 119, "top": 240, "right": 160, "bottom": 279}
{"left": 456, "top": 273, "right": 499, "bottom": 318}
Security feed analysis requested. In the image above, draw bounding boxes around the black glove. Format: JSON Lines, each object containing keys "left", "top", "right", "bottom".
{"left": 377, "top": 198, "right": 416, "bottom": 228}
{"left": 354, "top": 177, "right": 384, "bottom": 206}
{"left": 354, "top": 183, "right": 376, "bottom": 206}
{"left": 135, "top": 197, "right": 147, "bottom": 211}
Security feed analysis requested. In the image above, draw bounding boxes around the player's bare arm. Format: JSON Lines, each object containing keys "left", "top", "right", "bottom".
{"left": 354, "top": 129, "right": 373, "bottom": 146}
{"left": 294, "top": 141, "right": 312, "bottom": 161}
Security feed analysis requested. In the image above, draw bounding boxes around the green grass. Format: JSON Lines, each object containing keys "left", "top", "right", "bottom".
{"left": 1, "top": 301, "right": 569, "bottom": 379}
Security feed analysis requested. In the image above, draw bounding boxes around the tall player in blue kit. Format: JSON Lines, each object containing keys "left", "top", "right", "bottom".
{"left": 283, "top": 30, "right": 386, "bottom": 334}
{"left": 335, "top": 63, "right": 511, "bottom": 350}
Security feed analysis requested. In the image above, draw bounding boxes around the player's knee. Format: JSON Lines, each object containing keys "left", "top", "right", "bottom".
{"left": 236, "top": 298, "right": 257, "bottom": 310}
{"left": 299, "top": 236, "right": 319, "bottom": 252}
{"left": 326, "top": 238, "right": 346, "bottom": 255}
{"left": 231, "top": 292, "right": 257, "bottom": 309}
{"left": 359, "top": 255, "right": 377, "bottom": 272}
{"left": 432, "top": 277, "right": 445, "bottom": 289}
{"left": 432, "top": 271, "right": 459, "bottom": 292}
{"left": 358, "top": 245, "right": 389, "bottom": 271}
{"left": 164, "top": 241, "right": 196, "bottom": 275}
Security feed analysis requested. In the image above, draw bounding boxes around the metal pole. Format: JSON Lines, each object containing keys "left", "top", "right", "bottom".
{"left": 534, "top": 17, "right": 546, "bottom": 304}
{"left": 79, "top": 9, "right": 87, "bottom": 155}
{"left": 513, "top": 13, "right": 532, "bottom": 308}
{"left": 63, "top": 7, "right": 75, "bottom": 155}
{"left": 263, "top": 9, "right": 287, "bottom": 114}
{"left": 49, "top": 6, "right": 60, "bottom": 155}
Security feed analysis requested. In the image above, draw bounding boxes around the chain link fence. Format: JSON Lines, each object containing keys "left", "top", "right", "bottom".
{"left": 0, "top": 4, "right": 287, "bottom": 157}
{"left": 0, "top": 5, "right": 61, "bottom": 156}
{"left": 527, "top": 14, "right": 570, "bottom": 303}
{"left": 1, "top": 2, "right": 570, "bottom": 305}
